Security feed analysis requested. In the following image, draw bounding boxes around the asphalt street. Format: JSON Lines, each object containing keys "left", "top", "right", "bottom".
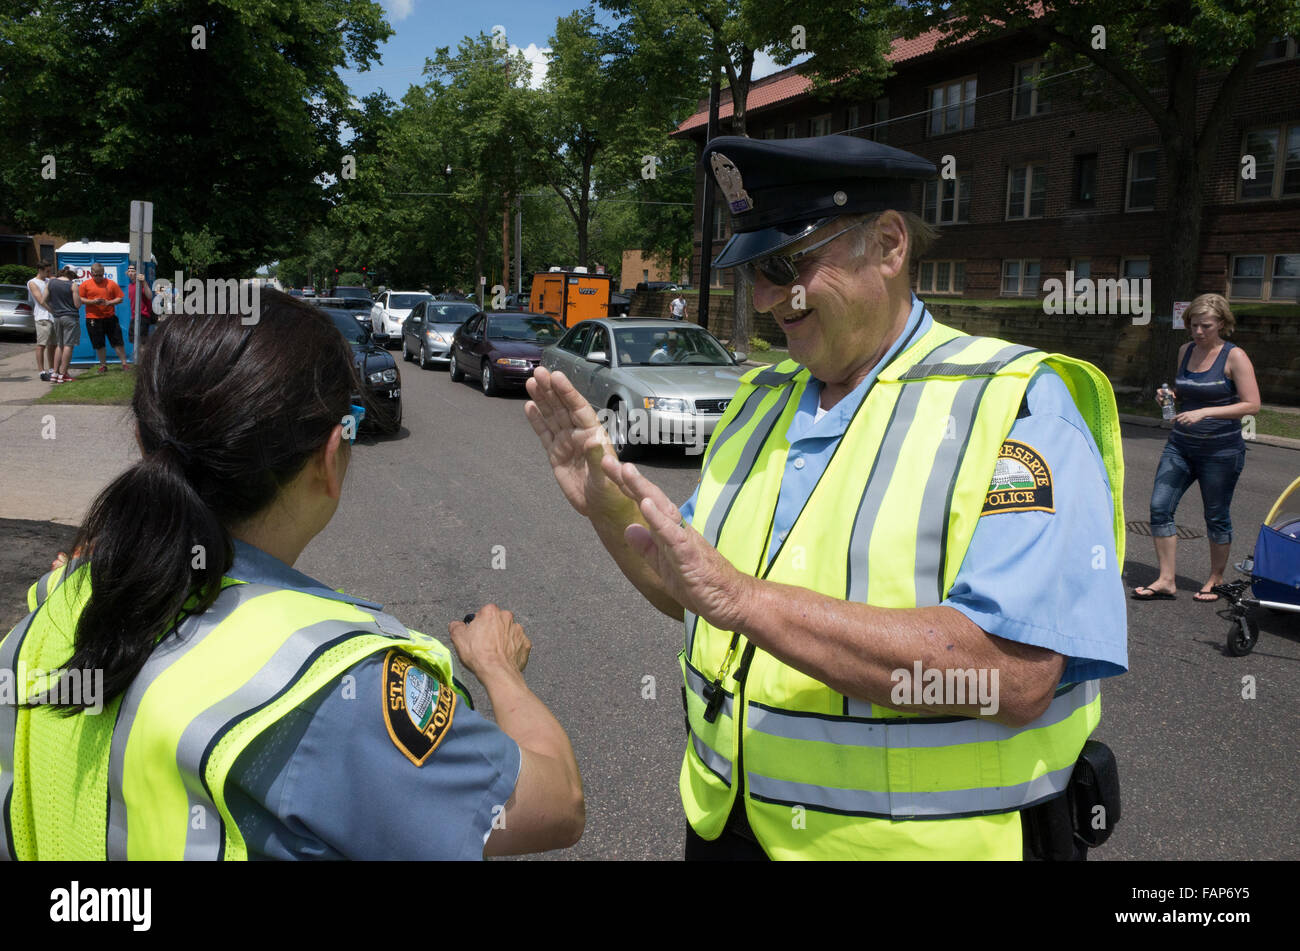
{"left": 1, "top": 337, "right": 1296, "bottom": 860}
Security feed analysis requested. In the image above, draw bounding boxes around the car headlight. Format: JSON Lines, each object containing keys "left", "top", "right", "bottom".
{"left": 644, "top": 397, "right": 689, "bottom": 414}
{"left": 496, "top": 358, "right": 530, "bottom": 368}
{"left": 368, "top": 368, "right": 398, "bottom": 384}
{"left": 426, "top": 331, "right": 445, "bottom": 344}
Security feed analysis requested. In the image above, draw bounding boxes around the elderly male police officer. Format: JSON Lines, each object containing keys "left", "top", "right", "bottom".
{"left": 526, "top": 135, "right": 1128, "bottom": 860}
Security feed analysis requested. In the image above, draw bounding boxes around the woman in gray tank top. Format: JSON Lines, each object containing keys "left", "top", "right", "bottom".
{"left": 1133, "top": 294, "right": 1261, "bottom": 603}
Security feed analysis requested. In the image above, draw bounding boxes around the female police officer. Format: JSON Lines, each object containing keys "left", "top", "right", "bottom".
{"left": 1, "top": 291, "right": 583, "bottom": 860}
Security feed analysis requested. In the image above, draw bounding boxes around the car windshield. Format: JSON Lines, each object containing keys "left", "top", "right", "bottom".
{"left": 324, "top": 309, "right": 369, "bottom": 344}
{"left": 335, "top": 288, "right": 370, "bottom": 300}
{"left": 428, "top": 303, "right": 478, "bottom": 323}
{"left": 0, "top": 285, "right": 26, "bottom": 302}
{"left": 613, "top": 327, "right": 734, "bottom": 366}
{"left": 389, "top": 293, "right": 430, "bottom": 309}
{"left": 487, "top": 315, "right": 564, "bottom": 342}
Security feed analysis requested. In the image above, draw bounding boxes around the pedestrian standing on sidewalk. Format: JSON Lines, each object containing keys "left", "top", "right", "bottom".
{"left": 670, "top": 293, "right": 688, "bottom": 320}
{"left": 78, "top": 263, "right": 126, "bottom": 372}
{"left": 43, "top": 267, "right": 82, "bottom": 383}
{"left": 1133, "top": 294, "right": 1261, "bottom": 603}
{"left": 27, "top": 263, "right": 55, "bottom": 380}
{"left": 125, "top": 264, "right": 154, "bottom": 347}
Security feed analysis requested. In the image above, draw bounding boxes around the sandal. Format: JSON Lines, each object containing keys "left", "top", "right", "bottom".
{"left": 1194, "top": 588, "right": 1220, "bottom": 602}
{"left": 1132, "top": 586, "right": 1176, "bottom": 600}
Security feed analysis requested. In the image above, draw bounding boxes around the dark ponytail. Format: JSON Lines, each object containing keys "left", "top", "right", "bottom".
{"left": 54, "top": 291, "right": 357, "bottom": 711}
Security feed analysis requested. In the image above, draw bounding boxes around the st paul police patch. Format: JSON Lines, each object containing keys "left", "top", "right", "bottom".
{"left": 382, "top": 650, "right": 456, "bottom": 766}
{"left": 982, "top": 440, "right": 1054, "bottom": 515}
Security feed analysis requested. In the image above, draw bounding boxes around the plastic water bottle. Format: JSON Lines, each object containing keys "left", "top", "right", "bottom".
{"left": 1160, "top": 383, "right": 1175, "bottom": 420}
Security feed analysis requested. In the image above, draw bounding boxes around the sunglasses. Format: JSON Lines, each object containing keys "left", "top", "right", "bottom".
{"left": 738, "top": 219, "right": 870, "bottom": 287}
{"left": 346, "top": 404, "right": 365, "bottom": 443}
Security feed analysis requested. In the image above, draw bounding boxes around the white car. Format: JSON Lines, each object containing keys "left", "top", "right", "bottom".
{"left": 370, "top": 290, "right": 432, "bottom": 347}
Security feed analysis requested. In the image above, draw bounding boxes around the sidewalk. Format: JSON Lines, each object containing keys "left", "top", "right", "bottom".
{"left": 0, "top": 347, "right": 138, "bottom": 524}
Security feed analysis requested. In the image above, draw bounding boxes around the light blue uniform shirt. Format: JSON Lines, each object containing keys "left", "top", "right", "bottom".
{"left": 681, "top": 298, "right": 1128, "bottom": 683}
{"left": 223, "top": 540, "right": 521, "bottom": 860}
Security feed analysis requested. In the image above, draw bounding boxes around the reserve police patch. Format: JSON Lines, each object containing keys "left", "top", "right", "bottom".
{"left": 382, "top": 649, "right": 456, "bottom": 766}
{"left": 982, "top": 440, "right": 1054, "bottom": 515}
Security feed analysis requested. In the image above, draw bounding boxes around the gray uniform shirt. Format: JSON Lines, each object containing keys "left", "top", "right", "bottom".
{"left": 223, "top": 541, "right": 521, "bottom": 860}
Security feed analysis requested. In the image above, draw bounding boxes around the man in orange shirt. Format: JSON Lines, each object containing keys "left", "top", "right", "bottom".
{"left": 78, "top": 262, "right": 127, "bottom": 372}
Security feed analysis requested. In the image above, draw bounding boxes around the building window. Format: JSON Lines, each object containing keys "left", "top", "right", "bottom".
{"left": 763, "top": 128, "right": 776, "bottom": 140}
{"left": 1126, "top": 149, "right": 1158, "bottom": 211}
{"left": 1012, "top": 60, "right": 1052, "bottom": 118}
{"left": 918, "top": 260, "right": 965, "bottom": 294}
{"left": 1259, "top": 36, "right": 1297, "bottom": 64}
{"left": 1073, "top": 154, "right": 1098, "bottom": 205}
{"left": 872, "top": 98, "right": 889, "bottom": 143}
{"left": 928, "top": 77, "right": 977, "bottom": 136}
{"left": 784, "top": 122, "right": 796, "bottom": 139}
{"left": 712, "top": 203, "right": 726, "bottom": 242}
{"left": 1002, "top": 259, "right": 1041, "bottom": 296}
{"left": 1122, "top": 257, "right": 1150, "bottom": 280}
{"left": 1070, "top": 258, "right": 1091, "bottom": 280}
{"left": 1239, "top": 124, "right": 1300, "bottom": 200}
{"left": 810, "top": 113, "right": 832, "bottom": 137}
{"left": 711, "top": 266, "right": 725, "bottom": 288}
{"left": 642, "top": 269, "right": 650, "bottom": 282}
{"left": 1006, "top": 164, "right": 1047, "bottom": 219}
{"left": 923, "top": 176, "right": 972, "bottom": 225}
{"left": 846, "top": 105, "right": 859, "bottom": 133}
{"left": 1230, "top": 253, "right": 1300, "bottom": 301}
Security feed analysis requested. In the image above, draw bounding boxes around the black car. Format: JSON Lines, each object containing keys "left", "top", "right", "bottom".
{"left": 319, "top": 306, "right": 403, "bottom": 434}
{"left": 449, "top": 312, "right": 564, "bottom": 396}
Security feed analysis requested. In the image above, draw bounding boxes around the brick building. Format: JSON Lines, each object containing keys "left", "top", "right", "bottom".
{"left": 675, "top": 27, "right": 1299, "bottom": 310}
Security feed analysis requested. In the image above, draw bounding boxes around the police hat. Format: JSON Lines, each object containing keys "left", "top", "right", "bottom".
{"left": 701, "top": 135, "right": 936, "bottom": 268}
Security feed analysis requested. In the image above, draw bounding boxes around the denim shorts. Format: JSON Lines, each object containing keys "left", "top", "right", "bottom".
{"left": 1149, "top": 441, "right": 1245, "bottom": 544}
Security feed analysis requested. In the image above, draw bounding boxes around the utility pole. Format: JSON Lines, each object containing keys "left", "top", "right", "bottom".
{"left": 514, "top": 197, "right": 523, "bottom": 294}
{"left": 697, "top": 45, "right": 720, "bottom": 332}
{"left": 502, "top": 195, "right": 511, "bottom": 302}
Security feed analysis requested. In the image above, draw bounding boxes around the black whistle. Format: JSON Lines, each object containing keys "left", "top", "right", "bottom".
{"left": 702, "top": 680, "right": 726, "bottom": 723}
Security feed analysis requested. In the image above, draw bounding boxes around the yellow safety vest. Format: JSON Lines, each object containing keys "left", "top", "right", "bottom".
{"left": 681, "top": 320, "right": 1125, "bottom": 860}
{"left": 1, "top": 561, "right": 458, "bottom": 860}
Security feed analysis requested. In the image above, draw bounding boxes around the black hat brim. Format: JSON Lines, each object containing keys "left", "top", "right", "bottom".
{"left": 712, "top": 217, "right": 835, "bottom": 270}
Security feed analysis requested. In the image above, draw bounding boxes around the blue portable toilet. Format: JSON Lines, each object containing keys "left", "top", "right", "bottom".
{"left": 55, "top": 240, "right": 156, "bottom": 366}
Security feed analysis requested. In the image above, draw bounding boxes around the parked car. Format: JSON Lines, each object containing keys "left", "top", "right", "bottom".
{"left": 634, "top": 281, "right": 681, "bottom": 292}
{"left": 540, "top": 318, "right": 748, "bottom": 459}
{"left": 449, "top": 312, "right": 564, "bottom": 396}
{"left": 496, "top": 291, "right": 531, "bottom": 311}
{"left": 371, "top": 290, "right": 432, "bottom": 346}
{"left": 609, "top": 292, "right": 631, "bottom": 316}
{"left": 401, "top": 300, "right": 480, "bottom": 369}
{"left": 317, "top": 304, "right": 403, "bottom": 435}
{"left": 0, "top": 284, "right": 35, "bottom": 335}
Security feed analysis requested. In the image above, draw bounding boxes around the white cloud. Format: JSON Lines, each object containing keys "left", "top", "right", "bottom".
{"left": 381, "top": 0, "right": 414, "bottom": 22}
{"left": 512, "top": 43, "right": 552, "bottom": 89}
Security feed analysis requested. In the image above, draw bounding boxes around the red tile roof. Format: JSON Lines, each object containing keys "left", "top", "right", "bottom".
{"left": 675, "top": 22, "right": 960, "bottom": 134}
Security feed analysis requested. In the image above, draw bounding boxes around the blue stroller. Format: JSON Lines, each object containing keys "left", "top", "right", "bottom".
{"left": 1213, "top": 476, "right": 1300, "bottom": 655}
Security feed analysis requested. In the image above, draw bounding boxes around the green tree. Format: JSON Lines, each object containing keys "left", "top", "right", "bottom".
{"left": 0, "top": 0, "right": 391, "bottom": 277}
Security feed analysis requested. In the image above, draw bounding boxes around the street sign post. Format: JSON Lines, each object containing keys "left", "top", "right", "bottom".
{"left": 128, "top": 201, "right": 153, "bottom": 361}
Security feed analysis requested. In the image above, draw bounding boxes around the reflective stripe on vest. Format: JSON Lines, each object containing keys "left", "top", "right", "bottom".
{"left": 680, "top": 321, "right": 1123, "bottom": 855}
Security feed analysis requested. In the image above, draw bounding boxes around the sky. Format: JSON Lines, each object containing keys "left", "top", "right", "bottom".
{"left": 342, "top": 0, "right": 792, "bottom": 103}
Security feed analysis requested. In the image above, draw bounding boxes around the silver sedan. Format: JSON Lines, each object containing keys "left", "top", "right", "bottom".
{"left": 541, "top": 318, "right": 750, "bottom": 460}
{"left": 0, "top": 284, "right": 35, "bottom": 335}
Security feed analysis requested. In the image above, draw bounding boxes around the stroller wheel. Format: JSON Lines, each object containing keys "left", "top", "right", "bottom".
{"left": 1226, "top": 616, "right": 1259, "bottom": 656}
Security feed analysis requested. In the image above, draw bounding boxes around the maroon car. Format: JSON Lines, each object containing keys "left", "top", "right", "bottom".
{"left": 448, "top": 312, "right": 564, "bottom": 396}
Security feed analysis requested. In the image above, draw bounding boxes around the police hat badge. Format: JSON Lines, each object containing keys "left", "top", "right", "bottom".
{"left": 710, "top": 152, "right": 753, "bottom": 214}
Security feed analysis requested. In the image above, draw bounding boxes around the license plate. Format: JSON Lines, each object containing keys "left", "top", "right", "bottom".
{"left": 387, "top": 388, "right": 400, "bottom": 399}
